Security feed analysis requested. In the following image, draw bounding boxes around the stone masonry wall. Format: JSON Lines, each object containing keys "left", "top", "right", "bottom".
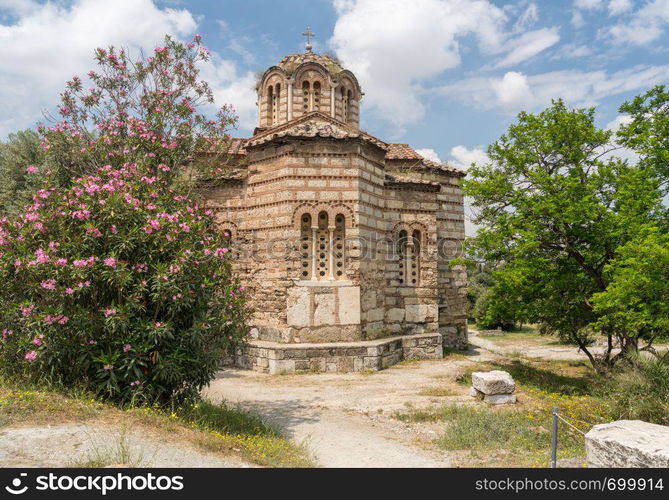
{"left": 201, "top": 135, "right": 467, "bottom": 348}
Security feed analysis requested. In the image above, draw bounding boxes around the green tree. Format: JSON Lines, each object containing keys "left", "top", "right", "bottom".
{"left": 464, "top": 99, "right": 664, "bottom": 373}
{"left": 0, "top": 130, "right": 46, "bottom": 215}
{"left": 618, "top": 85, "right": 669, "bottom": 189}
{"left": 592, "top": 228, "right": 669, "bottom": 353}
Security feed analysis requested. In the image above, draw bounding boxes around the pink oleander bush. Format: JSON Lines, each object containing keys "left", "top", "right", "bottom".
{"left": 0, "top": 34, "right": 248, "bottom": 406}
{"left": 0, "top": 163, "right": 248, "bottom": 405}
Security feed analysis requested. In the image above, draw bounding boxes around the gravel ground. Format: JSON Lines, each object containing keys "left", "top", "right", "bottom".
{"left": 203, "top": 346, "right": 498, "bottom": 468}
{"left": 0, "top": 423, "right": 254, "bottom": 468}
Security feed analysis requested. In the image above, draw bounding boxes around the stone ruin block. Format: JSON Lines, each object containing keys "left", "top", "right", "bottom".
{"left": 585, "top": 420, "right": 669, "bottom": 468}
{"left": 471, "top": 370, "right": 516, "bottom": 395}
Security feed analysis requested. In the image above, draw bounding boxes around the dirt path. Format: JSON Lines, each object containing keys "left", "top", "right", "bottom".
{"left": 0, "top": 423, "right": 253, "bottom": 468}
{"left": 204, "top": 346, "right": 497, "bottom": 467}
{"left": 468, "top": 333, "right": 592, "bottom": 361}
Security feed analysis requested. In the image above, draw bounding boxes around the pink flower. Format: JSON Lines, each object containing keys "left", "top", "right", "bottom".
{"left": 110, "top": 225, "right": 118, "bottom": 234}
{"left": 104, "top": 308, "right": 116, "bottom": 317}
{"left": 214, "top": 247, "right": 229, "bottom": 258}
{"left": 26, "top": 165, "right": 39, "bottom": 174}
{"left": 55, "top": 258, "right": 68, "bottom": 266}
{"left": 21, "top": 304, "right": 35, "bottom": 317}
{"left": 123, "top": 344, "right": 132, "bottom": 352}
{"left": 155, "top": 322, "right": 163, "bottom": 327}
{"left": 130, "top": 380, "right": 142, "bottom": 386}
{"left": 32, "top": 335, "right": 44, "bottom": 346}
{"left": 103, "top": 257, "right": 117, "bottom": 268}
{"left": 2, "top": 328, "right": 13, "bottom": 340}
{"left": 86, "top": 227, "right": 102, "bottom": 238}
{"left": 103, "top": 364, "right": 113, "bottom": 370}
{"left": 25, "top": 351, "right": 38, "bottom": 362}
{"left": 40, "top": 279, "right": 56, "bottom": 290}
{"left": 65, "top": 288, "right": 74, "bottom": 295}
{"left": 87, "top": 340, "right": 97, "bottom": 345}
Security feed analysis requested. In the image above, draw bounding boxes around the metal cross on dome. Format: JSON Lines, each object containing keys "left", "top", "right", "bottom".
{"left": 302, "top": 26, "right": 315, "bottom": 52}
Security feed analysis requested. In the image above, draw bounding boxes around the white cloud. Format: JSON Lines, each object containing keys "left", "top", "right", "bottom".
{"left": 571, "top": 10, "right": 586, "bottom": 28}
{"left": 414, "top": 148, "right": 442, "bottom": 162}
{"left": 0, "top": 0, "right": 257, "bottom": 137}
{"left": 574, "top": 0, "right": 604, "bottom": 9}
{"left": 449, "top": 145, "right": 489, "bottom": 170}
{"left": 491, "top": 71, "right": 534, "bottom": 108}
{"left": 440, "top": 65, "right": 669, "bottom": 114}
{"left": 608, "top": 0, "right": 634, "bottom": 15}
{"left": 550, "top": 43, "right": 593, "bottom": 60}
{"left": 605, "top": 114, "right": 633, "bottom": 131}
{"left": 513, "top": 2, "right": 539, "bottom": 32}
{"left": 604, "top": 114, "right": 639, "bottom": 163}
{"left": 601, "top": 0, "right": 669, "bottom": 46}
{"left": 493, "top": 27, "right": 560, "bottom": 68}
{"left": 330, "top": 0, "right": 509, "bottom": 127}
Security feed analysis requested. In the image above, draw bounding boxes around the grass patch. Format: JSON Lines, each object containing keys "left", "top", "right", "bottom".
{"left": 418, "top": 386, "right": 460, "bottom": 397}
{"left": 0, "top": 379, "right": 314, "bottom": 468}
{"left": 436, "top": 405, "right": 546, "bottom": 452}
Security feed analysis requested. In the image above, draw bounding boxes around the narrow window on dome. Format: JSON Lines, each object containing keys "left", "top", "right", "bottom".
{"left": 272, "top": 83, "right": 281, "bottom": 124}
{"left": 341, "top": 87, "right": 348, "bottom": 123}
{"left": 266, "top": 85, "right": 273, "bottom": 124}
{"left": 302, "top": 81, "right": 310, "bottom": 112}
{"left": 313, "top": 81, "right": 321, "bottom": 112}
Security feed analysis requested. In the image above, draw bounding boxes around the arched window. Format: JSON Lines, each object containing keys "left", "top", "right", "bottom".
{"left": 398, "top": 229, "right": 420, "bottom": 286}
{"left": 297, "top": 210, "right": 347, "bottom": 281}
{"left": 266, "top": 85, "right": 273, "bottom": 124}
{"left": 272, "top": 83, "right": 280, "bottom": 124}
{"left": 300, "top": 213, "right": 312, "bottom": 279}
{"left": 398, "top": 230, "right": 408, "bottom": 285}
{"left": 346, "top": 89, "right": 353, "bottom": 123}
{"left": 302, "top": 81, "right": 310, "bottom": 113}
{"left": 341, "top": 87, "right": 349, "bottom": 123}
{"left": 316, "top": 211, "right": 329, "bottom": 279}
{"left": 313, "top": 81, "right": 321, "bottom": 111}
{"left": 411, "top": 230, "right": 421, "bottom": 286}
{"left": 334, "top": 214, "right": 345, "bottom": 278}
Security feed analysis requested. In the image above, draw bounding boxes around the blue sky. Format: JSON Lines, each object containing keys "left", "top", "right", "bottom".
{"left": 1, "top": 0, "right": 669, "bottom": 169}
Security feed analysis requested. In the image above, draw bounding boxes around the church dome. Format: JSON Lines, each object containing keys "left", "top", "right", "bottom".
{"left": 255, "top": 29, "right": 362, "bottom": 131}
{"left": 277, "top": 52, "right": 344, "bottom": 76}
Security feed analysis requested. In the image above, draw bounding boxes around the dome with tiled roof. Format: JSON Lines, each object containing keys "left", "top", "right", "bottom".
{"left": 256, "top": 30, "right": 363, "bottom": 131}
{"left": 277, "top": 52, "right": 344, "bottom": 76}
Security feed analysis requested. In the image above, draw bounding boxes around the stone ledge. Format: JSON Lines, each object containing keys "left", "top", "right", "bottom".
{"left": 230, "top": 332, "right": 443, "bottom": 374}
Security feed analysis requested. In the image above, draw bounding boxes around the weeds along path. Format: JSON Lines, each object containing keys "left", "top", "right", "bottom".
{"left": 204, "top": 348, "right": 497, "bottom": 468}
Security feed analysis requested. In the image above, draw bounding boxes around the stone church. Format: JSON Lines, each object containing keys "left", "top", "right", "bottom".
{"left": 201, "top": 38, "right": 467, "bottom": 373}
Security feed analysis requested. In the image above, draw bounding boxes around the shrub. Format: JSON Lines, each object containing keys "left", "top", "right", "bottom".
{"left": 604, "top": 352, "right": 669, "bottom": 425}
{"left": 0, "top": 163, "right": 248, "bottom": 405}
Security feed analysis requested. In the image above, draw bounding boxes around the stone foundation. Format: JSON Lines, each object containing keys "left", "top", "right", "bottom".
{"left": 231, "top": 332, "right": 443, "bottom": 374}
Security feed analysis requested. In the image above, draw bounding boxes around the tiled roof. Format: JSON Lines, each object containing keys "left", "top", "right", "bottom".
{"left": 227, "top": 138, "right": 247, "bottom": 155}
{"left": 385, "top": 143, "right": 424, "bottom": 160}
{"left": 245, "top": 112, "right": 388, "bottom": 150}
{"left": 277, "top": 52, "right": 343, "bottom": 74}
{"left": 221, "top": 133, "right": 465, "bottom": 177}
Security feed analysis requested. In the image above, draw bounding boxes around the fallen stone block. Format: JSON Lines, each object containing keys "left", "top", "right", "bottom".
{"left": 585, "top": 420, "right": 669, "bottom": 468}
{"left": 483, "top": 394, "right": 517, "bottom": 405}
{"left": 471, "top": 370, "right": 515, "bottom": 395}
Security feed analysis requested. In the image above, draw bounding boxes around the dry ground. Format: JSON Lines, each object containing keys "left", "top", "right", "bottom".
{"left": 204, "top": 331, "right": 601, "bottom": 468}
